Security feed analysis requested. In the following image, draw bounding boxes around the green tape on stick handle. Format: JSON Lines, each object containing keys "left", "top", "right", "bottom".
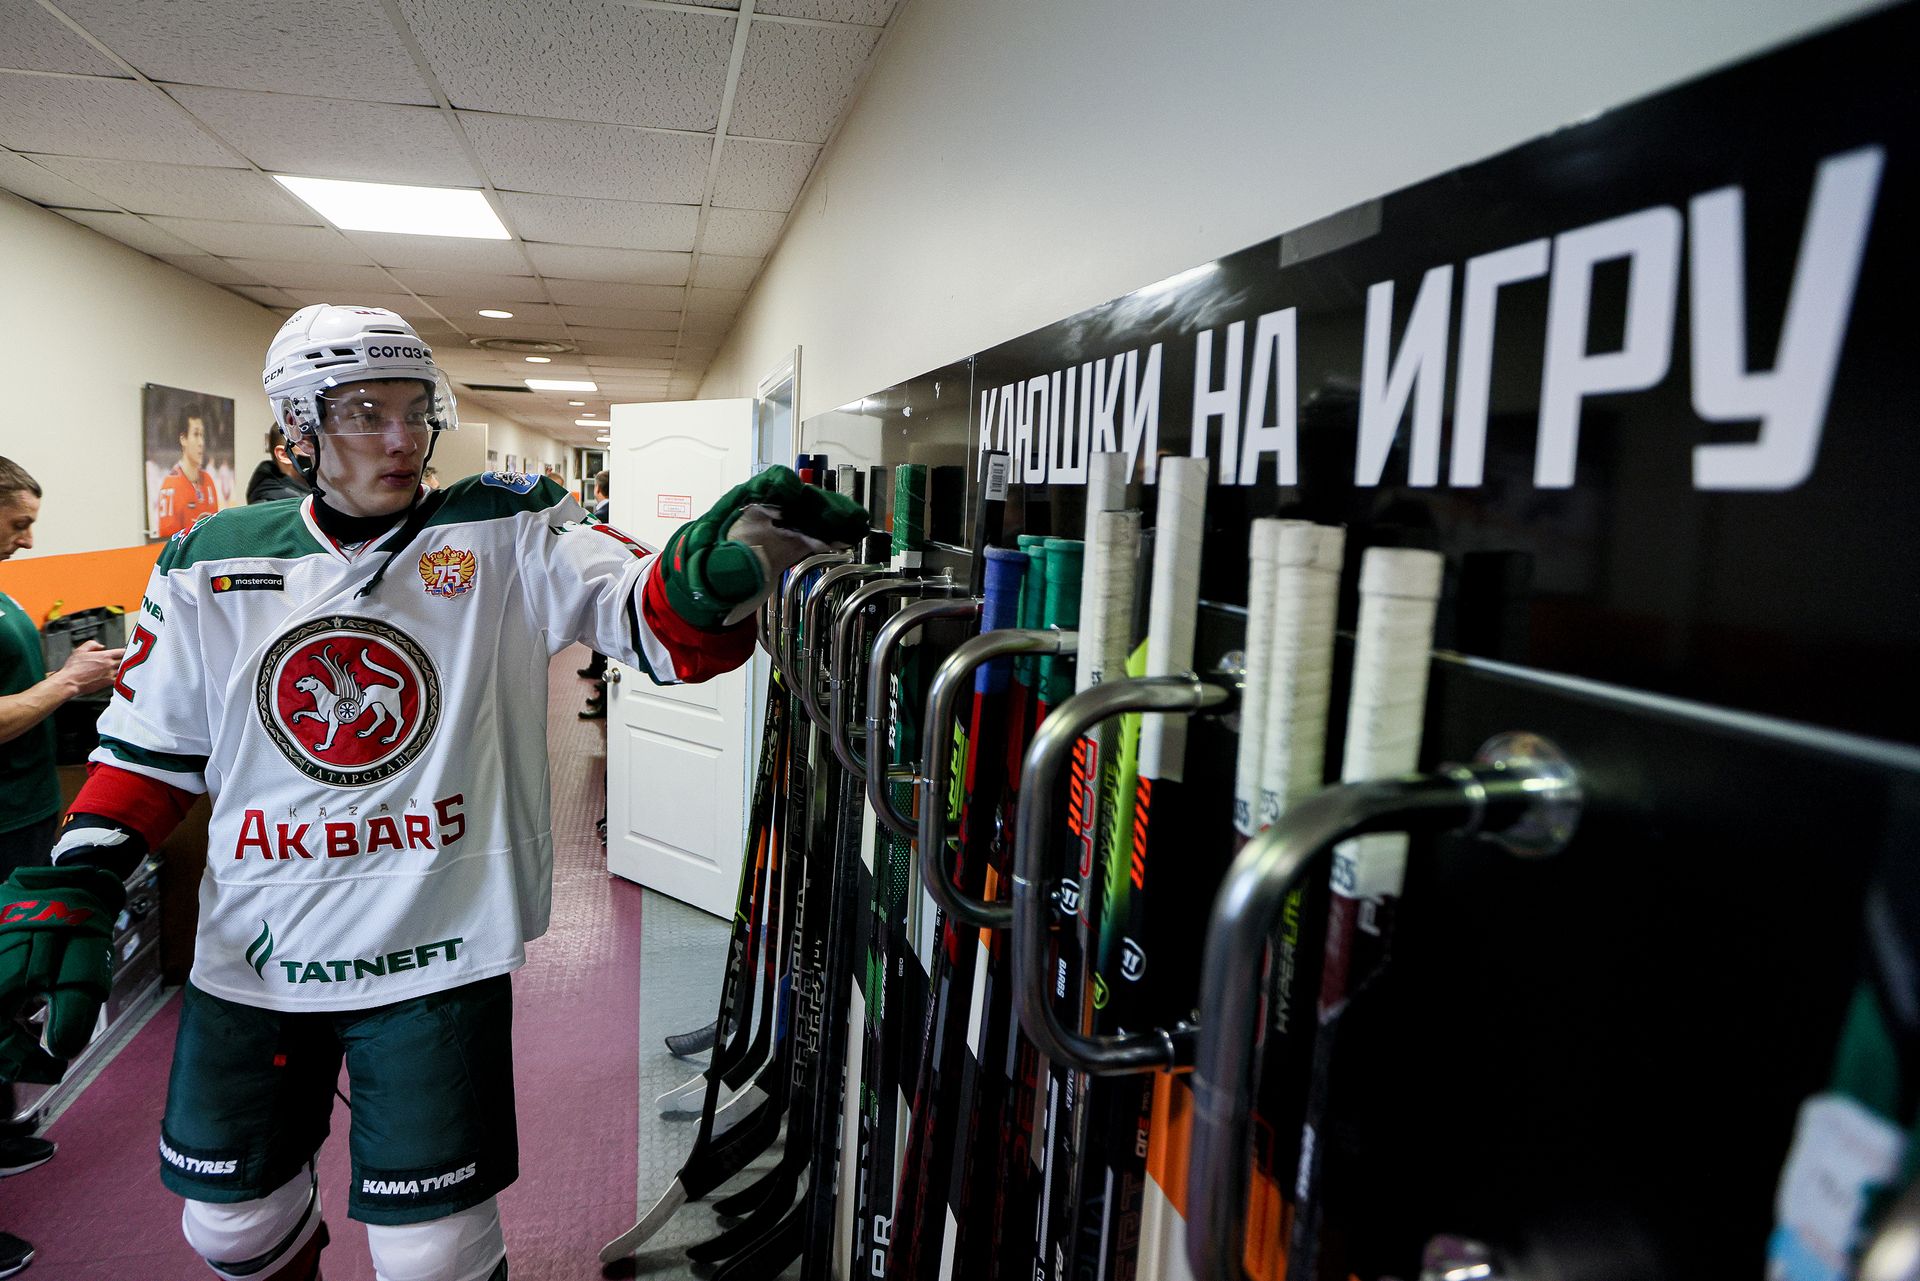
{"left": 1038, "top": 538, "right": 1084, "bottom": 706}
{"left": 1016, "top": 534, "right": 1051, "bottom": 687}
{"left": 892, "top": 464, "right": 928, "bottom": 566}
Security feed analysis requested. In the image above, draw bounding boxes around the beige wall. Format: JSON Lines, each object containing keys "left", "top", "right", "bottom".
{"left": 0, "top": 189, "right": 280, "bottom": 558}
{"left": 700, "top": 0, "right": 1887, "bottom": 421}
{"left": 0, "top": 190, "right": 574, "bottom": 556}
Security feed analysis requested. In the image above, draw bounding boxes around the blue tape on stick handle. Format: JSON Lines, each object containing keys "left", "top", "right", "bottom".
{"left": 978, "top": 547, "right": 1027, "bottom": 694}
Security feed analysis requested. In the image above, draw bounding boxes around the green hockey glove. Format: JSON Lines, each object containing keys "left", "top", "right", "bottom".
{"left": 0, "top": 865, "right": 125, "bottom": 1084}
{"left": 661, "top": 465, "right": 870, "bottom": 629}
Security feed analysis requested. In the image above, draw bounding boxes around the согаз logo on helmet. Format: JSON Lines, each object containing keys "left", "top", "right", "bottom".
{"left": 257, "top": 616, "right": 440, "bottom": 787}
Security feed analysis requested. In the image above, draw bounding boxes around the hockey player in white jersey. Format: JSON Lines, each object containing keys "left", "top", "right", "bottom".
{"left": 0, "top": 304, "right": 868, "bottom": 1281}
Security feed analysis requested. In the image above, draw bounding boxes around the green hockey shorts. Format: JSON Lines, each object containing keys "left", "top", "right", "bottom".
{"left": 159, "top": 975, "right": 519, "bottom": 1225}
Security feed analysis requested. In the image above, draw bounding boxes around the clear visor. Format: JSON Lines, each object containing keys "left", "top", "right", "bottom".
{"left": 312, "top": 372, "right": 460, "bottom": 435}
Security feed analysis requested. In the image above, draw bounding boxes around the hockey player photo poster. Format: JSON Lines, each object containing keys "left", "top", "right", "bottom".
{"left": 143, "top": 383, "right": 234, "bottom": 542}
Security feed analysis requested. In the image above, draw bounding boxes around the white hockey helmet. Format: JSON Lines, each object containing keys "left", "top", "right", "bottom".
{"left": 263, "top": 304, "right": 459, "bottom": 437}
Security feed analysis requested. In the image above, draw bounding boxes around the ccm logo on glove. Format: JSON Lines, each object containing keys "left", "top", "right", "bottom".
{"left": 0, "top": 899, "right": 94, "bottom": 927}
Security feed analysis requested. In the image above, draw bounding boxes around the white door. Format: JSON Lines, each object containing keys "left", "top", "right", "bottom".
{"left": 606, "top": 397, "right": 755, "bottom": 917}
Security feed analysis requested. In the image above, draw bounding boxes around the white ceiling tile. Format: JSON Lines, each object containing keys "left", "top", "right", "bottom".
{"left": 556, "top": 305, "right": 682, "bottom": 331}
{"left": 575, "top": 338, "right": 679, "bottom": 360}
{"left": 33, "top": 157, "right": 316, "bottom": 220}
{"left": 702, "top": 207, "right": 784, "bottom": 258}
{"left": 460, "top": 114, "right": 709, "bottom": 205}
{"left": 0, "top": 148, "right": 115, "bottom": 207}
{"left": 54, "top": 0, "right": 435, "bottom": 104}
{"left": 0, "top": 74, "right": 241, "bottom": 164}
{"left": 0, "top": 0, "right": 125, "bottom": 75}
{"left": 524, "top": 242, "right": 690, "bottom": 285}
{"left": 154, "top": 254, "right": 265, "bottom": 286}
{"left": 544, "top": 279, "right": 687, "bottom": 310}
{"left": 687, "top": 287, "right": 744, "bottom": 314}
{"left": 398, "top": 0, "right": 734, "bottom": 129}
{"left": 712, "top": 138, "right": 816, "bottom": 211}
{"left": 421, "top": 300, "right": 562, "bottom": 329}
{"left": 728, "top": 21, "right": 879, "bottom": 145}
{"left": 168, "top": 87, "right": 478, "bottom": 185}
{"left": 56, "top": 209, "right": 203, "bottom": 257}
{"left": 223, "top": 259, "right": 402, "bottom": 292}
{"left": 587, "top": 356, "right": 675, "bottom": 371}
{"left": 385, "top": 269, "right": 549, "bottom": 302}
{"left": 147, "top": 218, "right": 374, "bottom": 263}
{"left": 686, "top": 311, "right": 734, "bottom": 337}
{"left": 501, "top": 192, "right": 699, "bottom": 253}
{"left": 341, "top": 231, "right": 530, "bottom": 274}
{"left": 756, "top": 0, "right": 897, "bottom": 23}
{"left": 692, "top": 254, "right": 761, "bottom": 289}
{"left": 231, "top": 285, "right": 299, "bottom": 308}
{"left": 569, "top": 325, "right": 679, "bottom": 346}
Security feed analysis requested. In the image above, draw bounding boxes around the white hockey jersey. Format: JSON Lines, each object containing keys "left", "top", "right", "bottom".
{"left": 90, "top": 472, "right": 747, "bottom": 1012}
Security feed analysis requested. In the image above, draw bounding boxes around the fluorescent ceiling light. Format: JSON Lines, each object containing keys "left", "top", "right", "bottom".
{"left": 478, "top": 309, "right": 513, "bottom": 319}
{"left": 526, "top": 379, "right": 597, "bottom": 392}
{"left": 576, "top": 418, "right": 609, "bottom": 427}
{"left": 272, "top": 175, "right": 510, "bottom": 239}
{"left": 567, "top": 400, "right": 585, "bottom": 407}
{"left": 524, "top": 356, "right": 551, "bottom": 364}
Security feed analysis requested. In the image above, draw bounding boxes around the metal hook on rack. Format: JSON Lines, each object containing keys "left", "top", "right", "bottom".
{"left": 828, "top": 576, "right": 926, "bottom": 778}
{"left": 863, "top": 592, "right": 981, "bottom": 839}
{"left": 1010, "top": 673, "right": 1237, "bottom": 1074}
{"left": 797, "top": 561, "right": 893, "bottom": 727}
{"left": 1184, "top": 732, "right": 1583, "bottom": 1281}
{"left": 918, "top": 627, "right": 1079, "bottom": 929}
{"left": 777, "top": 550, "right": 854, "bottom": 683}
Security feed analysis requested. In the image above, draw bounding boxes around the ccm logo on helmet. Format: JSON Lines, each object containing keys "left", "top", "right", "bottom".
{"left": 366, "top": 344, "right": 429, "bottom": 361}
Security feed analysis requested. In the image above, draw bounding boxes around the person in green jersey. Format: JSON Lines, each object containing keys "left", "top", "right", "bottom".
{"left": 0, "top": 455, "right": 126, "bottom": 1279}
{"left": 0, "top": 458, "right": 123, "bottom": 873}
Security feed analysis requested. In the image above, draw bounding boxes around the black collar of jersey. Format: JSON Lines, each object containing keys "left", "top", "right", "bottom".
{"left": 311, "top": 492, "right": 411, "bottom": 546}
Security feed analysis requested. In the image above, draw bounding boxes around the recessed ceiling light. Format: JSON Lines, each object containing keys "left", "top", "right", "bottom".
{"left": 524, "top": 356, "right": 551, "bottom": 364}
{"left": 576, "top": 418, "right": 608, "bottom": 427}
{"left": 526, "top": 379, "right": 598, "bottom": 392}
{"left": 568, "top": 400, "right": 585, "bottom": 407}
{"left": 478, "top": 309, "right": 513, "bottom": 319}
{"left": 271, "top": 175, "right": 510, "bottom": 239}
{"left": 596, "top": 436, "right": 611, "bottom": 444}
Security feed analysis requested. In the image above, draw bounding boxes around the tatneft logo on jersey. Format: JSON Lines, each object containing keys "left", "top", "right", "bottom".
{"left": 417, "top": 546, "right": 476, "bottom": 599}
{"left": 244, "top": 920, "right": 466, "bottom": 985}
{"left": 256, "top": 616, "right": 441, "bottom": 787}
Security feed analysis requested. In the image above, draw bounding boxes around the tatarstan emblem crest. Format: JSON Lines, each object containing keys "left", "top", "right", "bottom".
{"left": 418, "top": 546, "right": 477, "bottom": 599}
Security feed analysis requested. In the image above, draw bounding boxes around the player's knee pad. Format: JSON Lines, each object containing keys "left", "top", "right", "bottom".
{"left": 180, "top": 1167, "right": 328, "bottom": 1280}
{"left": 364, "top": 1197, "right": 505, "bottom": 1281}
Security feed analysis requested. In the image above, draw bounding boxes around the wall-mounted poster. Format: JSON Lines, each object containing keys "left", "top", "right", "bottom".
{"left": 503, "top": 453, "right": 518, "bottom": 473}
{"left": 143, "top": 384, "right": 234, "bottom": 541}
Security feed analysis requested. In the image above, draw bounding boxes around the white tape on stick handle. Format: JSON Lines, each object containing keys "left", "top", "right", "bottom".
{"left": 1335, "top": 546, "right": 1444, "bottom": 901}
{"left": 1260, "top": 524, "right": 1346, "bottom": 827}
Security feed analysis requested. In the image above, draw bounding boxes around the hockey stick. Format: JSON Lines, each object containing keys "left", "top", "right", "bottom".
{"left": 665, "top": 1019, "right": 720, "bottom": 1059}
{"left": 600, "top": 675, "right": 791, "bottom": 1262}
{"left": 849, "top": 464, "right": 933, "bottom": 1281}
{"left": 1285, "top": 548, "right": 1444, "bottom": 1281}
{"left": 1070, "top": 456, "right": 1210, "bottom": 1281}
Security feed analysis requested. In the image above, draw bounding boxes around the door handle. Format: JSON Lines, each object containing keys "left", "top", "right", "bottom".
{"left": 1185, "top": 734, "right": 1581, "bottom": 1281}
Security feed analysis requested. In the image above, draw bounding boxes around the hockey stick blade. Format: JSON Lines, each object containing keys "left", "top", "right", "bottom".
{"left": 711, "top": 1202, "right": 804, "bottom": 1281}
{"left": 685, "top": 1170, "right": 800, "bottom": 1263}
{"left": 665, "top": 1019, "right": 719, "bottom": 1058}
{"left": 599, "top": 1177, "right": 690, "bottom": 1262}
{"left": 656, "top": 1072, "right": 709, "bottom": 1114}
{"left": 709, "top": 1084, "right": 768, "bottom": 1137}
